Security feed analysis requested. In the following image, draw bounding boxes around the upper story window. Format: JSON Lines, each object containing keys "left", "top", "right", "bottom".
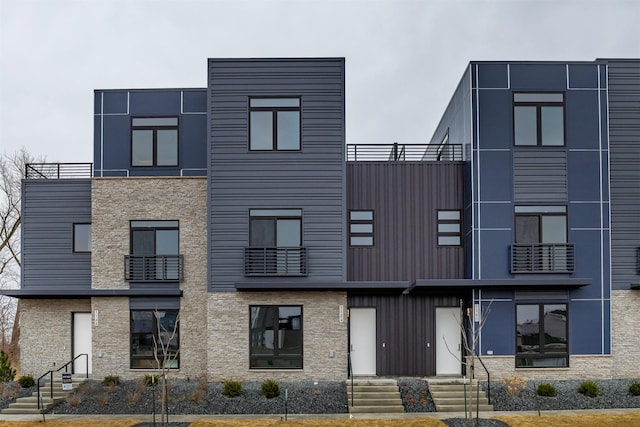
{"left": 249, "top": 98, "right": 301, "bottom": 151}
{"left": 349, "top": 210, "right": 374, "bottom": 246}
{"left": 515, "top": 206, "right": 567, "bottom": 245}
{"left": 437, "top": 210, "right": 462, "bottom": 246}
{"left": 126, "top": 220, "right": 182, "bottom": 281}
{"left": 73, "top": 223, "right": 91, "bottom": 253}
{"left": 131, "top": 117, "right": 179, "bottom": 166}
{"left": 513, "top": 93, "right": 564, "bottom": 146}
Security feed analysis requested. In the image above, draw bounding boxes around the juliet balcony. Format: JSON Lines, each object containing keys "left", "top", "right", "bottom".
{"left": 244, "top": 247, "right": 308, "bottom": 276}
{"left": 124, "top": 255, "right": 184, "bottom": 282}
{"left": 511, "top": 244, "right": 575, "bottom": 274}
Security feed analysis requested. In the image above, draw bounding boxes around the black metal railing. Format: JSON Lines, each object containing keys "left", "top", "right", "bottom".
{"left": 124, "top": 255, "right": 184, "bottom": 282}
{"left": 511, "top": 243, "right": 575, "bottom": 273}
{"left": 25, "top": 163, "right": 93, "bottom": 179}
{"left": 37, "top": 354, "right": 88, "bottom": 410}
{"left": 475, "top": 355, "right": 490, "bottom": 405}
{"left": 346, "top": 143, "right": 463, "bottom": 162}
{"left": 244, "top": 247, "right": 308, "bottom": 276}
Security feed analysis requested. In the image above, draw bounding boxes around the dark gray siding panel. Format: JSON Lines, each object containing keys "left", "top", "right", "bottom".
{"left": 513, "top": 150, "right": 567, "bottom": 203}
{"left": 208, "top": 58, "right": 345, "bottom": 290}
{"left": 21, "top": 179, "right": 91, "bottom": 290}
{"left": 348, "top": 294, "right": 462, "bottom": 376}
{"left": 607, "top": 60, "right": 640, "bottom": 290}
{"left": 347, "top": 162, "right": 465, "bottom": 281}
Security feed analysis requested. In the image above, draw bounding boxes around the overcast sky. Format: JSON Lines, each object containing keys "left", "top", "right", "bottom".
{"left": 1, "top": 0, "right": 639, "bottom": 162}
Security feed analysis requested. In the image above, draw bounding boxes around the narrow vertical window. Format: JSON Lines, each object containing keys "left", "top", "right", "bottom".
{"left": 437, "top": 210, "right": 461, "bottom": 246}
{"left": 349, "top": 210, "right": 374, "bottom": 246}
{"left": 73, "top": 223, "right": 91, "bottom": 253}
{"left": 249, "top": 98, "right": 301, "bottom": 151}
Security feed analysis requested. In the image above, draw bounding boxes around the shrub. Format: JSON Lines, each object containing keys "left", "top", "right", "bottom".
{"left": 0, "top": 350, "right": 16, "bottom": 382}
{"left": 102, "top": 375, "right": 121, "bottom": 386}
{"left": 18, "top": 375, "right": 35, "bottom": 388}
{"left": 261, "top": 379, "right": 280, "bottom": 398}
{"left": 143, "top": 374, "right": 159, "bottom": 386}
{"left": 536, "top": 383, "right": 557, "bottom": 397}
{"left": 500, "top": 375, "right": 527, "bottom": 397}
{"left": 630, "top": 382, "right": 640, "bottom": 396}
{"left": 578, "top": 380, "right": 600, "bottom": 398}
{"left": 66, "top": 393, "right": 82, "bottom": 407}
{"left": 126, "top": 390, "right": 142, "bottom": 405}
{"left": 222, "top": 380, "right": 242, "bottom": 397}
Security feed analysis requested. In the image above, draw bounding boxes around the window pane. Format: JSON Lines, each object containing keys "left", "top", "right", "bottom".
{"left": 132, "top": 118, "right": 178, "bottom": 126}
{"left": 250, "top": 219, "right": 275, "bottom": 247}
{"left": 350, "top": 211, "right": 373, "bottom": 221}
{"left": 438, "top": 223, "right": 460, "bottom": 233}
{"left": 543, "top": 304, "right": 567, "bottom": 353}
{"left": 157, "top": 129, "right": 178, "bottom": 166}
{"left": 276, "top": 219, "right": 301, "bottom": 247}
{"left": 74, "top": 224, "right": 91, "bottom": 252}
{"left": 250, "top": 111, "right": 273, "bottom": 150}
{"left": 516, "top": 305, "right": 540, "bottom": 355}
{"left": 278, "top": 306, "right": 302, "bottom": 355}
{"left": 515, "top": 206, "right": 566, "bottom": 213}
{"left": 132, "top": 130, "right": 153, "bottom": 166}
{"left": 350, "top": 223, "right": 373, "bottom": 233}
{"left": 351, "top": 236, "right": 373, "bottom": 246}
{"left": 131, "top": 220, "right": 179, "bottom": 228}
{"left": 277, "top": 111, "right": 300, "bottom": 150}
{"left": 515, "top": 216, "right": 540, "bottom": 244}
{"left": 438, "top": 236, "right": 461, "bottom": 246}
{"left": 131, "top": 230, "right": 155, "bottom": 255}
{"left": 514, "top": 93, "right": 563, "bottom": 103}
{"left": 541, "top": 216, "right": 567, "bottom": 244}
{"left": 156, "top": 229, "right": 179, "bottom": 255}
{"left": 251, "top": 98, "right": 300, "bottom": 108}
{"left": 541, "top": 106, "right": 564, "bottom": 146}
{"left": 250, "top": 209, "right": 302, "bottom": 217}
{"left": 438, "top": 210, "right": 460, "bottom": 220}
{"left": 514, "top": 106, "right": 537, "bottom": 146}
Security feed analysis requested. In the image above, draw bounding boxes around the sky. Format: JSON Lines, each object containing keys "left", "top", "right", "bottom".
{"left": 1, "top": 0, "right": 639, "bottom": 162}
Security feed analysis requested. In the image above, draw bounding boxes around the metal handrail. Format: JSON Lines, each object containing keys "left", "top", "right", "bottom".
{"left": 25, "top": 163, "right": 93, "bottom": 179}
{"left": 124, "top": 254, "right": 184, "bottom": 282}
{"left": 347, "top": 352, "right": 353, "bottom": 408}
{"left": 475, "top": 354, "right": 491, "bottom": 404}
{"left": 511, "top": 243, "right": 575, "bottom": 273}
{"left": 36, "top": 354, "right": 89, "bottom": 410}
{"left": 346, "top": 143, "right": 464, "bottom": 162}
{"left": 244, "top": 247, "right": 308, "bottom": 276}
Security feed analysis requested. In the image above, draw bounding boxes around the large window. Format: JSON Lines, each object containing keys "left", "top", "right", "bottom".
{"left": 127, "top": 220, "right": 181, "bottom": 281}
{"left": 131, "top": 310, "right": 179, "bottom": 369}
{"left": 513, "top": 93, "right": 564, "bottom": 146}
{"left": 249, "top": 305, "right": 302, "bottom": 369}
{"left": 437, "top": 210, "right": 462, "bottom": 246}
{"left": 247, "top": 209, "right": 304, "bottom": 275}
{"left": 349, "top": 210, "right": 374, "bottom": 246}
{"left": 131, "top": 117, "right": 178, "bottom": 166}
{"left": 249, "top": 98, "right": 301, "bottom": 150}
{"left": 516, "top": 303, "right": 568, "bottom": 367}
{"left": 73, "top": 223, "right": 91, "bottom": 253}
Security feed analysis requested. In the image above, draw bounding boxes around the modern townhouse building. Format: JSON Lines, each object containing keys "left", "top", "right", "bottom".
{"left": 5, "top": 57, "right": 639, "bottom": 383}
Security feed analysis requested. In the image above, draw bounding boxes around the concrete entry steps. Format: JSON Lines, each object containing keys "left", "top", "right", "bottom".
{"left": 428, "top": 378, "right": 493, "bottom": 412}
{"left": 346, "top": 378, "right": 405, "bottom": 414}
{"left": 1, "top": 376, "right": 89, "bottom": 415}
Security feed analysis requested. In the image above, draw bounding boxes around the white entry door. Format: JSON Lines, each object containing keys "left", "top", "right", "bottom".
{"left": 350, "top": 308, "right": 376, "bottom": 376}
{"left": 436, "top": 307, "right": 461, "bottom": 375}
{"left": 73, "top": 313, "right": 92, "bottom": 374}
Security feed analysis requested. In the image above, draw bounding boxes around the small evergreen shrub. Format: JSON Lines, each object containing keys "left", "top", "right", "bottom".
{"left": 261, "top": 379, "right": 280, "bottom": 398}
{"left": 222, "top": 379, "right": 242, "bottom": 397}
{"left": 0, "top": 350, "right": 16, "bottom": 382}
{"left": 18, "top": 375, "right": 35, "bottom": 388}
{"left": 102, "top": 375, "right": 121, "bottom": 386}
{"left": 578, "top": 380, "right": 600, "bottom": 398}
{"left": 536, "top": 383, "right": 557, "bottom": 397}
{"left": 143, "top": 374, "right": 159, "bottom": 386}
{"left": 629, "top": 382, "right": 640, "bottom": 396}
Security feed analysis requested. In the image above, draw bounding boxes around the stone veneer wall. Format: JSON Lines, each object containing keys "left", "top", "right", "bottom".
{"left": 470, "top": 355, "right": 613, "bottom": 381}
{"left": 611, "top": 290, "right": 640, "bottom": 378}
{"left": 19, "top": 299, "right": 91, "bottom": 376}
{"left": 208, "top": 292, "right": 348, "bottom": 382}
{"left": 91, "top": 177, "right": 208, "bottom": 379}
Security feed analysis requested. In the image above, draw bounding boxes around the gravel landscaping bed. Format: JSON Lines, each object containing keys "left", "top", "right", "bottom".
{"left": 485, "top": 378, "right": 640, "bottom": 411}
{"left": 0, "top": 382, "right": 35, "bottom": 411}
{"left": 398, "top": 378, "right": 436, "bottom": 412}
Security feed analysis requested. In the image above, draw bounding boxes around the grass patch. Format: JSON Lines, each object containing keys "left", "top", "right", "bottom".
{"left": 494, "top": 412, "right": 640, "bottom": 427}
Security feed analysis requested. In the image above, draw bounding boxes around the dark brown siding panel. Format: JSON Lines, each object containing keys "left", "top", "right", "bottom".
{"left": 347, "top": 162, "right": 465, "bottom": 281}
{"left": 349, "top": 293, "right": 461, "bottom": 376}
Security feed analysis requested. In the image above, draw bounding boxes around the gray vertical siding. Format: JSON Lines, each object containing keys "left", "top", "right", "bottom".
{"left": 347, "top": 162, "right": 465, "bottom": 281}
{"left": 513, "top": 150, "right": 568, "bottom": 203}
{"left": 21, "top": 180, "right": 91, "bottom": 290}
{"left": 348, "top": 293, "right": 462, "bottom": 376}
{"left": 208, "top": 58, "right": 345, "bottom": 290}
{"left": 607, "top": 60, "right": 640, "bottom": 290}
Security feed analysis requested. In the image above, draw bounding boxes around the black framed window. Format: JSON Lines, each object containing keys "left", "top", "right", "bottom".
{"left": 249, "top": 98, "right": 301, "bottom": 150}
{"left": 129, "top": 220, "right": 179, "bottom": 281}
{"left": 516, "top": 303, "right": 568, "bottom": 367}
{"left": 131, "top": 117, "right": 178, "bottom": 166}
{"left": 130, "top": 310, "right": 179, "bottom": 369}
{"left": 249, "top": 305, "right": 302, "bottom": 369}
{"left": 73, "top": 223, "right": 91, "bottom": 253}
{"left": 515, "top": 206, "right": 567, "bottom": 245}
{"left": 513, "top": 93, "right": 564, "bottom": 146}
{"left": 437, "top": 210, "right": 461, "bottom": 246}
{"left": 247, "top": 209, "right": 303, "bottom": 275}
{"left": 349, "top": 210, "right": 374, "bottom": 246}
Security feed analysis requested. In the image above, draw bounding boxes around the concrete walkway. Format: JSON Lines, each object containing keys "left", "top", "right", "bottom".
{"left": 1, "top": 408, "right": 640, "bottom": 423}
